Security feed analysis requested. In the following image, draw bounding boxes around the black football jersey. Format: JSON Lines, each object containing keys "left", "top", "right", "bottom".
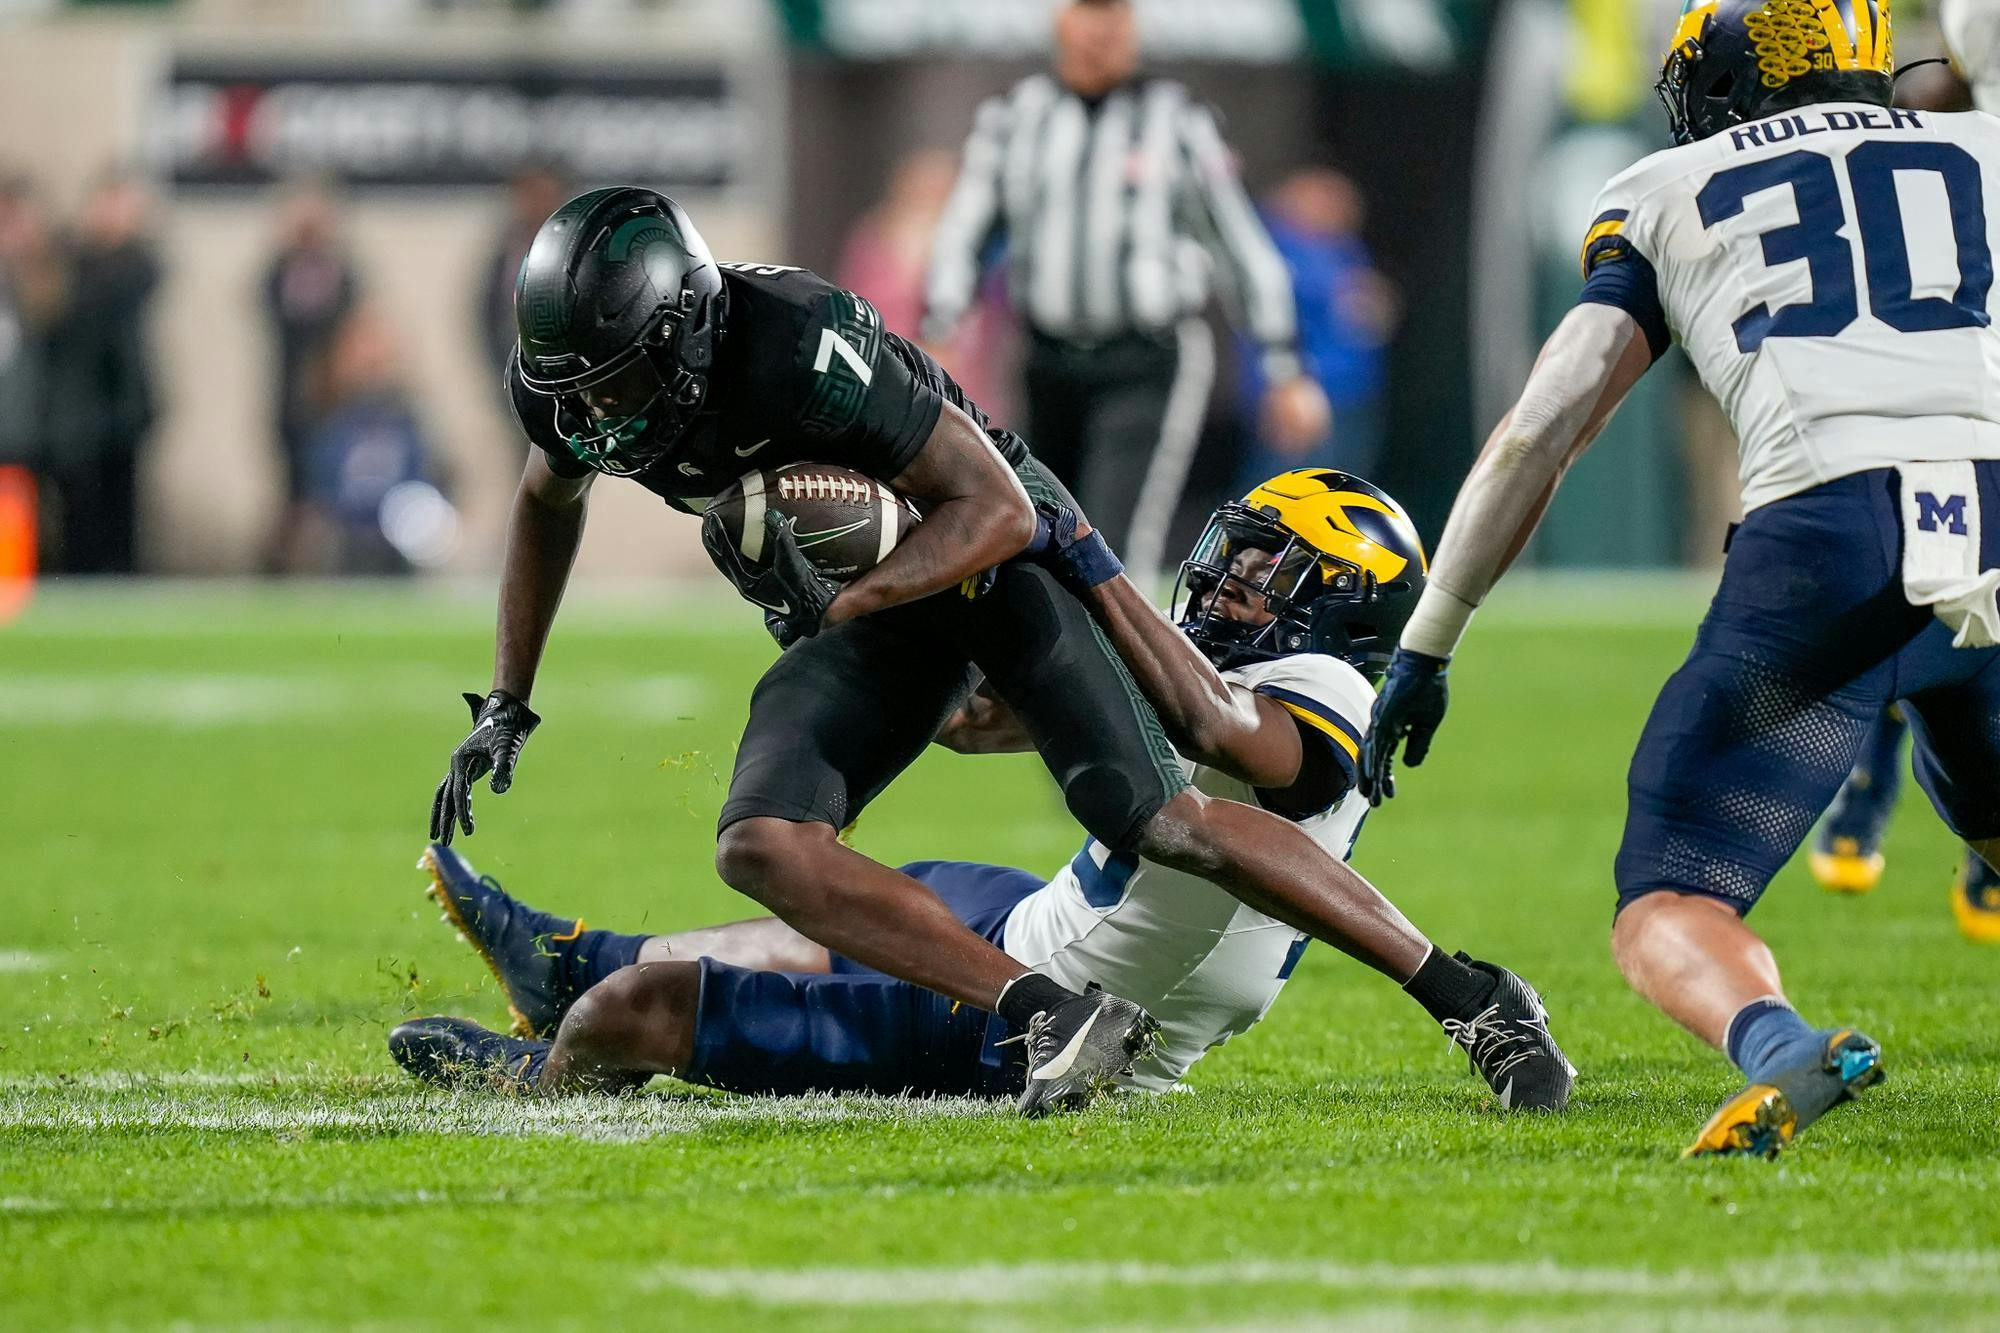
{"left": 507, "top": 262, "right": 1027, "bottom": 513}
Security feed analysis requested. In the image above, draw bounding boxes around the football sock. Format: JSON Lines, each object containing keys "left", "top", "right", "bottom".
{"left": 1725, "top": 996, "right": 1818, "bottom": 1084}
{"left": 1854, "top": 710, "right": 1907, "bottom": 792}
{"left": 1404, "top": 945, "right": 1497, "bottom": 1024}
{"left": 996, "top": 971, "right": 1079, "bottom": 1028}
{"left": 557, "top": 928, "right": 649, "bottom": 998}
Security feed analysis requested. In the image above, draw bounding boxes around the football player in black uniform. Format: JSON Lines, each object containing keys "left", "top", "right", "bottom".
{"left": 424, "top": 187, "right": 1571, "bottom": 1113}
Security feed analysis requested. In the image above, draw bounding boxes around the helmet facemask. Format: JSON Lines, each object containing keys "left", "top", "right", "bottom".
{"left": 1655, "top": 16, "right": 1757, "bottom": 146}
{"left": 1174, "top": 504, "right": 1375, "bottom": 672}
{"left": 518, "top": 302, "right": 708, "bottom": 478}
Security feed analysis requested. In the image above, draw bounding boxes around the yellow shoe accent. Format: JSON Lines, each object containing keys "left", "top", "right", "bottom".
{"left": 1809, "top": 839, "right": 1884, "bottom": 894}
{"left": 421, "top": 847, "right": 536, "bottom": 1038}
{"left": 1683, "top": 1084, "right": 1798, "bottom": 1159}
{"left": 1951, "top": 871, "right": 2000, "bottom": 945}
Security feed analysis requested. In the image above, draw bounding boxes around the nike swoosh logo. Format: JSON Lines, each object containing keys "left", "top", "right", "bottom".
{"left": 747, "top": 595, "right": 792, "bottom": 616}
{"left": 469, "top": 718, "right": 497, "bottom": 737}
{"left": 792, "top": 519, "right": 870, "bottom": 548}
{"left": 734, "top": 438, "right": 772, "bottom": 458}
{"left": 1030, "top": 1008, "right": 1101, "bottom": 1081}
{"left": 1499, "top": 1078, "right": 1514, "bottom": 1111}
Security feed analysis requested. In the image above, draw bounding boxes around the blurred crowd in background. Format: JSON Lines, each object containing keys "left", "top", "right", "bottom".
{"left": 0, "top": 136, "right": 1392, "bottom": 578}
{"left": 0, "top": 0, "right": 1966, "bottom": 582}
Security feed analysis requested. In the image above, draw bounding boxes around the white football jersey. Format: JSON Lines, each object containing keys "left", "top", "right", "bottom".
{"left": 1583, "top": 103, "right": 2000, "bottom": 511}
{"left": 1001, "top": 652, "right": 1376, "bottom": 1092}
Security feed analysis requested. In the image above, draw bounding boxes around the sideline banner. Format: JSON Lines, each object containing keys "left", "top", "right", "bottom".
{"left": 153, "top": 59, "right": 747, "bottom": 190}
{"left": 771, "top": 0, "right": 1480, "bottom": 69}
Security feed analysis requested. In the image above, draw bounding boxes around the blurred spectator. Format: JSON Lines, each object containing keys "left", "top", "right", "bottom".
{"left": 478, "top": 163, "right": 567, "bottom": 382}
{"left": 40, "top": 172, "right": 160, "bottom": 575}
{"left": 261, "top": 182, "right": 359, "bottom": 571}
{"left": 837, "top": 148, "right": 1013, "bottom": 419}
{"left": 0, "top": 176, "right": 56, "bottom": 474}
{"left": 1231, "top": 167, "right": 1399, "bottom": 495}
{"left": 296, "top": 307, "right": 456, "bottom": 575}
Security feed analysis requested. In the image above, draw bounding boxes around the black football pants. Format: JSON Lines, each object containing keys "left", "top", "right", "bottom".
{"left": 719, "top": 458, "right": 1189, "bottom": 854}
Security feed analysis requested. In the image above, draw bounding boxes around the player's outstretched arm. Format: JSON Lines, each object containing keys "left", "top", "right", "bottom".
{"left": 1082, "top": 572, "right": 1307, "bottom": 789}
{"left": 1415, "top": 303, "right": 1653, "bottom": 639}
{"left": 1024, "top": 503, "right": 1306, "bottom": 786}
{"left": 1360, "top": 303, "right": 1652, "bottom": 803}
{"left": 821, "top": 401, "right": 1038, "bottom": 628}
{"left": 430, "top": 452, "right": 592, "bottom": 844}
{"left": 493, "top": 451, "right": 593, "bottom": 699}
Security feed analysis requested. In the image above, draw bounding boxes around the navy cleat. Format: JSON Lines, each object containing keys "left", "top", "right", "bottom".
{"left": 1444, "top": 956, "right": 1576, "bottom": 1112}
{"left": 1684, "top": 1028, "right": 1883, "bottom": 1159}
{"left": 420, "top": 842, "right": 581, "bottom": 1038}
{"left": 388, "top": 1016, "right": 550, "bottom": 1094}
{"left": 1007, "top": 989, "right": 1158, "bottom": 1118}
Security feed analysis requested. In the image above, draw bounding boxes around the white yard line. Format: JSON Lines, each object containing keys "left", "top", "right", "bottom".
{"left": 0, "top": 672, "right": 703, "bottom": 727}
{"left": 640, "top": 1253, "right": 2000, "bottom": 1307}
{"left": 0, "top": 1071, "right": 320, "bottom": 1091}
{"left": 0, "top": 951, "right": 50, "bottom": 973}
{"left": 0, "top": 1088, "right": 1000, "bottom": 1141}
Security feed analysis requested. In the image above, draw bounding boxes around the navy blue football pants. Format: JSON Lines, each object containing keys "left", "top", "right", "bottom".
{"left": 1616, "top": 465, "right": 2000, "bottom": 916}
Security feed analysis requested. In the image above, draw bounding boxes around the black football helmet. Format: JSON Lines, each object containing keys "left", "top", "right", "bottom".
{"left": 1173, "top": 469, "right": 1428, "bottom": 681}
{"left": 511, "top": 186, "right": 726, "bottom": 476}
{"left": 1657, "top": 0, "right": 1895, "bottom": 146}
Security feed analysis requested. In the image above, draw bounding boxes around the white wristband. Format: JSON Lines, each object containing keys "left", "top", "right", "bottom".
{"left": 1400, "top": 584, "right": 1480, "bottom": 660}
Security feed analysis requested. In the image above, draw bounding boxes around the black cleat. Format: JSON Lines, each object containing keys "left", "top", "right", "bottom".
{"left": 421, "top": 842, "right": 580, "bottom": 1038}
{"left": 1684, "top": 1028, "right": 1883, "bottom": 1159}
{"left": 1007, "top": 989, "right": 1158, "bottom": 1117}
{"left": 1443, "top": 955, "right": 1576, "bottom": 1112}
{"left": 388, "top": 1015, "right": 550, "bottom": 1094}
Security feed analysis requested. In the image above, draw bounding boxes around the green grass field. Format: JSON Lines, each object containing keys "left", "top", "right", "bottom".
{"left": 4, "top": 578, "right": 1997, "bottom": 1329}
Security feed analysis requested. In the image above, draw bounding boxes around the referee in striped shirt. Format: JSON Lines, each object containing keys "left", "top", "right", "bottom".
{"left": 923, "top": 0, "right": 1330, "bottom": 588}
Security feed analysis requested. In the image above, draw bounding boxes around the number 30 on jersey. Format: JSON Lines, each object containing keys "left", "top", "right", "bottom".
{"left": 1700, "top": 143, "right": 1995, "bottom": 353}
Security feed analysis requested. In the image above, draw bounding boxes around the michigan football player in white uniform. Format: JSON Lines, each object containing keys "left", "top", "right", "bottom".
{"left": 1807, "top": 0, "right": 2000, "bottom": 936}
{"left": 390, "top": 473, "right": 1576, "bottom": 1110}
{"left": 1365, "top": 0, "right": 2000, "bottom": 1158}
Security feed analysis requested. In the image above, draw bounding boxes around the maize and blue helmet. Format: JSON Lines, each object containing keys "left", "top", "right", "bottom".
{"left": 1658, "top": 0, "right": 1896, "bottom": 145}
{"left": 1173, "top": 469, "right": 1428, "bottom": 681}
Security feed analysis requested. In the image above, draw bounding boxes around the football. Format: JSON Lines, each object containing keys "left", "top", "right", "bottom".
{"left": 704, "top": 462, "right": 919, "bottom": 581}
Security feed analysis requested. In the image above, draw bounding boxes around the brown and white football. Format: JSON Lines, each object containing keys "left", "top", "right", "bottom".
{"left": 704, "top": 463, "right": 919, "bottom": 582}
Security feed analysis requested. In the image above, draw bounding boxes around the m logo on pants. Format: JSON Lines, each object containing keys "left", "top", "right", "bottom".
{"left": 1916, "top": 492, "right": 1970, "bottom": 536}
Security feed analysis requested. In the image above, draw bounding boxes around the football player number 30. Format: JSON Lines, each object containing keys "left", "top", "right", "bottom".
{"left": 1698, "top": 143, "right": 1995, "bottom": 353}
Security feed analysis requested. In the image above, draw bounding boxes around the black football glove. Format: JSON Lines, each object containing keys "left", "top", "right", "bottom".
{"left": 430, "top": 690, "right": 541, "bottom": 844}
{"left": 1024, "top": 498, "right": 1124, "bottom": 597}
{"left": 1359, "top": 647, "right": 1450, "bottom": 807}
{"left": 701, "top": 508, "right": 841, "bottom": 648}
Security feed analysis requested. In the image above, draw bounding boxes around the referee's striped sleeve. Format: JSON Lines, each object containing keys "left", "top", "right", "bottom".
{"left": 922, "top": 93, "right": 1012, "bottom": 343}
{"left": 1177, "top": 102, "right": 1300, "bottom": 367}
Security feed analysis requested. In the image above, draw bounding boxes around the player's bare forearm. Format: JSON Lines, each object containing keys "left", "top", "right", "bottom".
{"left": 1404, "top": 306, "right": 1652, "bottom": 657}
{"left": 1081, "top": 573, "right": 1303, "bottom": 789}
{"left": 492, "top": 455, "right": 592, "bottom": 701}
{"left": 824, "top": 402, "right": 1036, "bottom": 626}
